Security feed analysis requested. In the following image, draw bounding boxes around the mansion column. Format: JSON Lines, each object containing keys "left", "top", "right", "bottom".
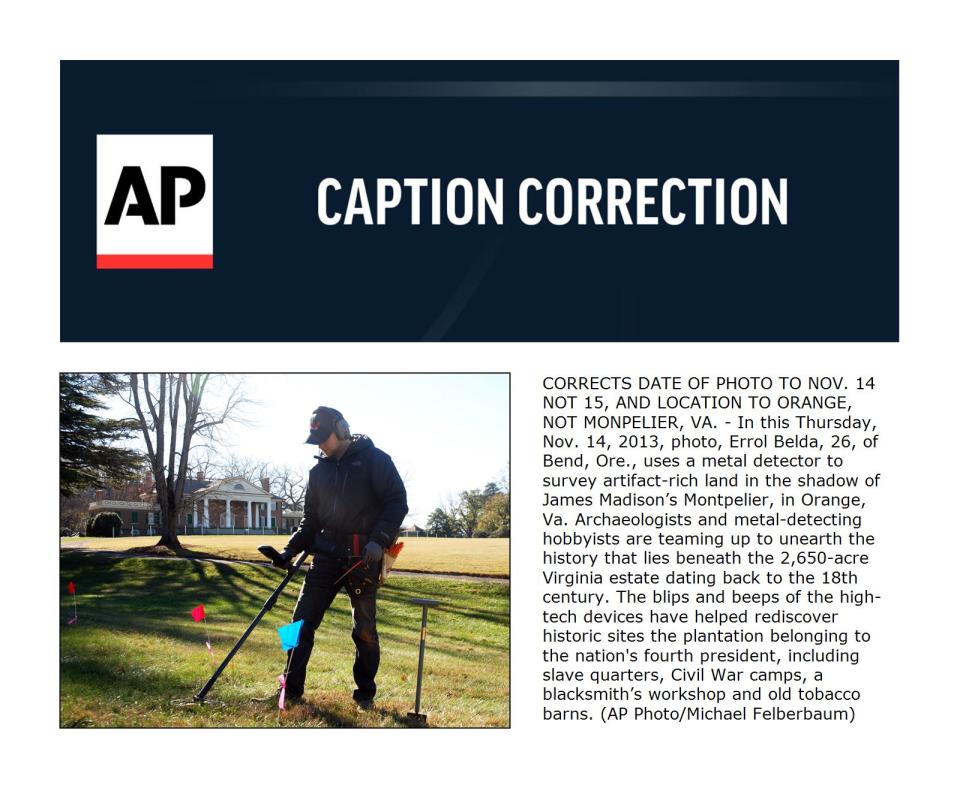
{"left": 246, "top": 500, "right": 252, "bottom": 531}
{"left": 225, "top": 498, "right": 232, "bottom": 529}
{"left": 204, "top": 498, "right": 209, "bottom": 529}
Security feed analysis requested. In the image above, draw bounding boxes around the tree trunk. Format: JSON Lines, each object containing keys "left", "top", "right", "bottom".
{"left": 127, "top": 372, "right": 235, "bottom": 552}
{"left": 156, "top": 489, "right": 182, "bottom": 549}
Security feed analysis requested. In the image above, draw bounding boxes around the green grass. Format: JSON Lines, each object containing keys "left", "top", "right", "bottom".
{"left": 60, "top": 552, "right": 509, "bottom": 728}
{"left": 61, "top": 535, "right": 509, "bottom": 577}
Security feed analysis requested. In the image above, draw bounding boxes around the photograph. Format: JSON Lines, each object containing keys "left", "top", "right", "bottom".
{"left": 59, "top": 372, "right": 510, "bottom": 728}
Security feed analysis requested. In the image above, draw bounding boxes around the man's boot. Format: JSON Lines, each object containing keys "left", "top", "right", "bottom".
{"left": 353, "top": 689, "right": 375, "bottom": 710}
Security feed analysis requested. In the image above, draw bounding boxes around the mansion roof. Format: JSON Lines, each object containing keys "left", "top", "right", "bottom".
{"left": 185, "top": 476, "right": 282, "bottom": 500}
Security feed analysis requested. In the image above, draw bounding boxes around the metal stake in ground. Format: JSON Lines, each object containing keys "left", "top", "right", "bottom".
{"left": 406, "top": 597, "right": 440, "bottom": 724}
{"left": 192, "top": 548, "right": 309, "bottom": 703}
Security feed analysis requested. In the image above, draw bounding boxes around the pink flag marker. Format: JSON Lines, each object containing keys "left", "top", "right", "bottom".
{"left": 278, "top": 674, "right": 287, "bottom": 710}
{"left": 190, "top": 604, "right": 206, "bottom": 622}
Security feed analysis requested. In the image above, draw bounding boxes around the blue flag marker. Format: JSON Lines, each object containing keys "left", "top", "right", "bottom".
{"left": 277, "top": 619, "right": 304, "bottom": 651}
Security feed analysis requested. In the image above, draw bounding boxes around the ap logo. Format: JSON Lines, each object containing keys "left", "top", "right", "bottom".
{"left": 96, "top": 135, "right": 213, "bottom": 269}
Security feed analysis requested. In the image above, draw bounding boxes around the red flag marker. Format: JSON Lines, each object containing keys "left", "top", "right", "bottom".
{"left": 67, "top": 581, "right": 78, "bottom": 624}
{"left": 192, "top": 605, "right": 215, "bottom": 660}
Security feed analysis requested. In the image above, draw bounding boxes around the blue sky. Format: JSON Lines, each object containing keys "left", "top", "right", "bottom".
{"left": 107, "top": 373, "right": 509, "bottom": 524}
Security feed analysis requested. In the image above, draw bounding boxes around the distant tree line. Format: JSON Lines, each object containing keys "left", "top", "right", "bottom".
{"left": 425, "top": 478, "right": 510, "bottom": 538}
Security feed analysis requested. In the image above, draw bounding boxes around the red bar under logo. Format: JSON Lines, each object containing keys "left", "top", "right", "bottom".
{"left": 96, "top": 254, "right": 213, "bottom": 270}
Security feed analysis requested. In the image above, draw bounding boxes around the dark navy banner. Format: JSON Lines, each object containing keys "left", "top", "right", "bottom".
{"left": 60, "top": 61, "right": 898, "bottom": 342}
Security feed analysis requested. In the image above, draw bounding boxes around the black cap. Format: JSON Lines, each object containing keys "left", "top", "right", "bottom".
{"left": 305, "top": 406, "right": 341, "bottom": 445}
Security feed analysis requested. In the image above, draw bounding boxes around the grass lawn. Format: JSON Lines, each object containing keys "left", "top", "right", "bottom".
{"left": 60, "top": 552, "right": 509, "bottom": 728}
{"left": 61, "top": 535, "right": 509, "bottom": 577}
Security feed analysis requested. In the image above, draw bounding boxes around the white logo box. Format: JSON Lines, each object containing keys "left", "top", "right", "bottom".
{"left": 96, "top": 134, "right": 213, "bottom": 269}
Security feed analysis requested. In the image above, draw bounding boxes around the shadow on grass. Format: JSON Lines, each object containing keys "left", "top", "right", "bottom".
{"left": 61, "top": 553, "right": 506, "bottom": 642}
{"left": 277, "top": 699, "right": 363, "bottom": 728}
{"left": 61, "top": 653, "right": 196, "bottom": 700}
{"left": 61, "top": 551, "right": 509, "bottom": 726}
{"left": 119, "top": 543, "right": 258, "bottom": 562}
{"left": 379, "top": 585, "right": 510, "bottom": 628}
{"left": 62, "top": 552, "right": 294, "bottom": 612}
{"left": 270, "top": 696, "right": 429, "bottom": 728}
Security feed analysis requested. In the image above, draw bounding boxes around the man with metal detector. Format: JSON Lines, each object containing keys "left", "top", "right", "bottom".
{"left": 261, "top": 406, "right": 408, "bottom": 708}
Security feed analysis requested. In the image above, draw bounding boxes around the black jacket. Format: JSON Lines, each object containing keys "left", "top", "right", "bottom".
{"left": 284, "top": 435, "right": 408, "bottom": 556}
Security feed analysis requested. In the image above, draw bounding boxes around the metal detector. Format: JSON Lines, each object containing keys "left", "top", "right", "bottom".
{"left": 192, "top": 546, "right": 309, "bottom": 703}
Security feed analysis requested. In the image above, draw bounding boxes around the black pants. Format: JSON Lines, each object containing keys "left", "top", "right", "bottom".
{"left": 284, "top": 553, "right": 380, "bottom": 701}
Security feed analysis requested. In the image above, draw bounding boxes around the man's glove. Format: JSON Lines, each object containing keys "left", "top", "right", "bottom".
{"left": 362, "top": 541, "right": 383, "bottom": 567}
{"left": 258, "top": 545, "right": 296, "bottom": 569}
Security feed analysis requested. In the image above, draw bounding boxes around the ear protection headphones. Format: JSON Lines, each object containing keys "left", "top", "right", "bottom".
{"left": 313, "top": 406, "right": 351, "bottom": 440}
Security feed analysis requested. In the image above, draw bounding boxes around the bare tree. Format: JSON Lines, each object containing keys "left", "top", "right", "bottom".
{"left": 214, "top": 453, "right": 273, "bottom": 483}
{"left": 212, "top": 456, "right": 306, "bottom": 511}
{"left": 273, "top": 464, "right": 307, "bottom": 511}
{"left": 188, "top": 451, "right": 219, "bottom": 482}
{"left": 124, "top": 374, "right": 250, "bottom": 548}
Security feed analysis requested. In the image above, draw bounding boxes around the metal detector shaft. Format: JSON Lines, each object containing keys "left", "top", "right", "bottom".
{"left": 193, "top": 552, "right": 309, "bottom": 702}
